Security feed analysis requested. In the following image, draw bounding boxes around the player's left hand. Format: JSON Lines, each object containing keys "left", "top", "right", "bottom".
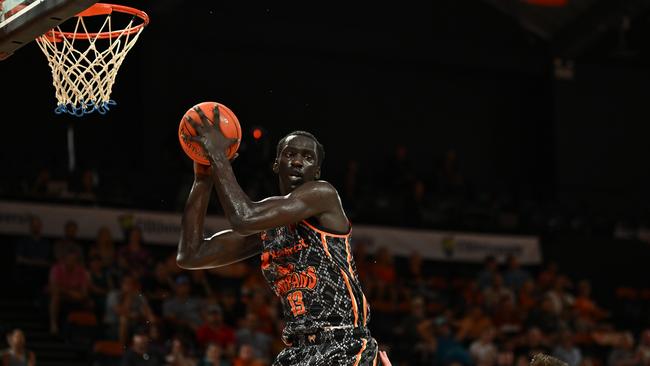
{"left": 183, "top": 104, "right": 239, "bottom": 161}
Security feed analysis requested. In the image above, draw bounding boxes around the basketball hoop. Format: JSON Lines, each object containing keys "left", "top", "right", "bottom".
{"left": 35, "top": 3, "right": 148, "bottom": 116}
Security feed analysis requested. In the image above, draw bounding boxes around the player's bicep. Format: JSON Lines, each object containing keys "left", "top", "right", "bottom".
{"left": 232, "top": 182, "right": 334, "bottom": 234}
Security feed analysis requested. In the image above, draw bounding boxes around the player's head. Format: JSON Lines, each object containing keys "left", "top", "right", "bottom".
{"left": 273, "top": 131, "right": 325, "bottom": 193}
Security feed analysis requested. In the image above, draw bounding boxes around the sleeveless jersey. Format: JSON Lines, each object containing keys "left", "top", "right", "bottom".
{"left": 260, "top": 219, "right": 370, "bottom": 341}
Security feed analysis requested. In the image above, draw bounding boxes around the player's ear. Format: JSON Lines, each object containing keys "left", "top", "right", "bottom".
{"left": 272, "top": 159, "right": 279, "bottom": 174}
{"left": 314, "top": 168, "right": 321, "bottom": 180}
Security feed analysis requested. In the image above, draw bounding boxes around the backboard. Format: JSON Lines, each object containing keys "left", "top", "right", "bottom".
{"left": 0, "top": 0, "right": 98, "bottom": 60}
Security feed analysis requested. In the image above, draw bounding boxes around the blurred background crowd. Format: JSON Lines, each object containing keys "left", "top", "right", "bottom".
{"left": 0, "top": 215, "right": 649, "bottom": 366}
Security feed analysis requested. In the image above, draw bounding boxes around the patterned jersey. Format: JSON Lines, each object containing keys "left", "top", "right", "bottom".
{"left": 260, "top": 219, "right": 370, "bottom": 340}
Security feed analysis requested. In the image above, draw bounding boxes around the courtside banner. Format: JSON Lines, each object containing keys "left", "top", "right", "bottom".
{"left": 0, "top": 201, "right": 541, "bottom": 264}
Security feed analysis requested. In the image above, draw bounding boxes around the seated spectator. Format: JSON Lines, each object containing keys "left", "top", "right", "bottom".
{"left": 492, "top": 295, "right": 523, "bottom": 335}
{"left": 461, "top": 280, "right": 486, "bottom": 309}
{"left": 121, "top": 331, "right": 164, "bottom": 366}
{"left": 53, "top": 220, "right": 83, "bottom": 264}
{"left": 496, "top": 339, "right": 517, "bottom": 366}
{"left": 483, "top": 274, "right": 515, "bottom": 311}
{"left": 552, "top": 330, "right": 583, "bottom": 366}
{"left": 235, "top": 313, "right": 272, "bottom": 363}
{"left": 88, "top": 255, "right": 113, "bottom": 322}
{"left": 546, "top": 276, "right": 574, "bottom": 316}
{"left": 76, "top": 169, "right": 98, "bottom": 202}
{"left": 197, "top": 343, "right": 230, "bottom": 366}
{"left": 515, "top": 327, "right": 551, "bottom": 361}
{"left": 232, "top": 344, "right": 265, "bottom": 366}
{"left": 608, "top": 332, "right": 638, "bottom": 366}
{"left": 104, "top": 275, "right": 154, "bottom": 344}
{"left": 143, "top": 262, "right": 174, "bottom": 316}
{"left": 503, "top": 255, "right": 530, "bottom": 292}
{"left": 573, "top": 280, "right": 608, "bottom": 325}
{"left": 189, "top": 269, "right": 214, "bottom": 298}
{"left": 477, "top": 256, "right": 499, "bottom": 291}
{"left": 436, "top": 318, "right": 472, "bottom": 366}
{"left": 163, "top": 276, "right": 204, "bottom": 333}
{"left": 165, "top": 336, "right": 197, "bottom": 366}
{"left": 88, "top": 226, "right": 116, "bottom": 269}
{"left": 48, "top": 251, "right": 91, "bottom": 334}
{"left": 537, "top": 262, "right": 559, "bottom": 292}
{"left": 456, "top": 305, "right": 493, "bottom": 342}
{"left": 394, "top": 296, "right": 429, "bottom": 364}
{"left": 637, "top": 329, "right": 650, "bottom": 366}
{"left": 469, "top": 327, "right": 498, "bottom": 366}
{"left": 14, "top": 216, "right": 51, "bottom": 288}
{"left": 370, "top": 247, "right": 397, "bottom": 285}
{"left": 117, "top": 227, "right": 152, "bottom": 276}
{"left": 1, "top": 329, "right": 35, "bottom": 366}
{"left": 525, "top": 298, "right": 563, "bottom": 335}
{"left": 195, "top": 304, "right": 236, "bottom": 357}
{"left": 518, "top": 279, "right": 540, "bottom": 314}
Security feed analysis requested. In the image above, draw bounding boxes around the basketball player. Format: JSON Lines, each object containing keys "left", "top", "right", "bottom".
{"left": 177, "top": 106, "right": 388, "bottom": 365}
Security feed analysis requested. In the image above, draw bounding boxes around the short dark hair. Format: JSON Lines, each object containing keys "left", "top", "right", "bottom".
{"left": 276, "top": 131, "right": 325, "bottom": 166}
{"left": 530, "top": 354, "right": 568, "bottom": 366}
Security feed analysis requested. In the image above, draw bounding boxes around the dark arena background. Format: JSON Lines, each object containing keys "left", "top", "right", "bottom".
{"left": 1, "top": 1, "right": 650, "bottom": 365}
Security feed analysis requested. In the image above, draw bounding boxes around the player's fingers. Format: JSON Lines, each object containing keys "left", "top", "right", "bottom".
{"left": 193, "top": 106, "right": 211, "bottom": 126}
{"left": 185, "top": 115, "right": 202, "bottom": 132}
{"left": 229, "top": 137, "right": 240, "bottom": 145}
{"left": 229, "top": 153, "right": 239, "bottom": 162}
{"left": 181, "top": 133, "right": 202, "bottom": 143}
{"left": 213, "top": 104, "right": 221, "bottom": 129}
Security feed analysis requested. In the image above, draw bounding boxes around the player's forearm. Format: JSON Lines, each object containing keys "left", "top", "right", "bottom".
{"left": 208, "top": 150, "right": 257, "bottom": 232}
{"left": 177, "top": 177, "right": 213, "bottom": 267}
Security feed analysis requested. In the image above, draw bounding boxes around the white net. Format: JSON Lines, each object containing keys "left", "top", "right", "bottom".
{"left": 35, "top": 10, "right": 145, "bottom": 116}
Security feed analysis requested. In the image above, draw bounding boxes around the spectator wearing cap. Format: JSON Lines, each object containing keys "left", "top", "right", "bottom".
{"left": 196, "top": 304, "right": 236, "bottom": 358}
{"left": 1, "top": 329, "right": 36, "bottom": 366}
{"left": 163, "top": 276, "right": 204, "bottom": 332}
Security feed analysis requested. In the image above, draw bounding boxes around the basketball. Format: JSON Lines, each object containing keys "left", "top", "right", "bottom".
{"left": 178, "top": 101, "right": 242, "bottom": 165}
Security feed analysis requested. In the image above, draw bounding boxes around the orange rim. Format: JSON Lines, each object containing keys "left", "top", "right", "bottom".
{"left": 42, "top": 3, "right": 148, "bottom": 42}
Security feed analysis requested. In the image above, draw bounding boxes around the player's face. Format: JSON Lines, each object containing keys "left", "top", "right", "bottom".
{"left": 275, "top": 135, "right": 321, "bottom": 194}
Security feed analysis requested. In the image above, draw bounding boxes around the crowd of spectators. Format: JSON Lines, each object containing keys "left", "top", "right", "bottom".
{"left": 3, "top": 145, "right": 649, "bottom": 240}
{"left": 4, "top": 215, "right": 650, "bottom": 366}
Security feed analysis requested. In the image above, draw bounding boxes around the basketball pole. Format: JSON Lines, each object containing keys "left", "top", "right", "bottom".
{"left": 67, "top": 123, "right": 76, "bottom": 173}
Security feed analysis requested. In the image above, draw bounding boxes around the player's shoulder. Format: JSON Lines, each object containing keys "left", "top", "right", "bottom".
{"left": 292, "top": 180, "right": 340, "bottom": 201}
{"left": 302, "top": 180, "right": 339, "bottom": 195}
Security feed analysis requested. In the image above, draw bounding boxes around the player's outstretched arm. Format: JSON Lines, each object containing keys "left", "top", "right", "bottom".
{"left": 176, "top": 163, "right": 261, "bottom": 269}
{"left": 183, "top": 106, "right": 342, "bottom": 235}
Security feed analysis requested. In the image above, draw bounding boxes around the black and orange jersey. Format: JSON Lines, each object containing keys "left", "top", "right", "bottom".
{"left": 260, "top": 219, "right": 370, "bottom": 340}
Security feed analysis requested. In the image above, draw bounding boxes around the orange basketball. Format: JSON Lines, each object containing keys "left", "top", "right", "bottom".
{"left": 178, "top": 101, "right": 242, "bottom": 165}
